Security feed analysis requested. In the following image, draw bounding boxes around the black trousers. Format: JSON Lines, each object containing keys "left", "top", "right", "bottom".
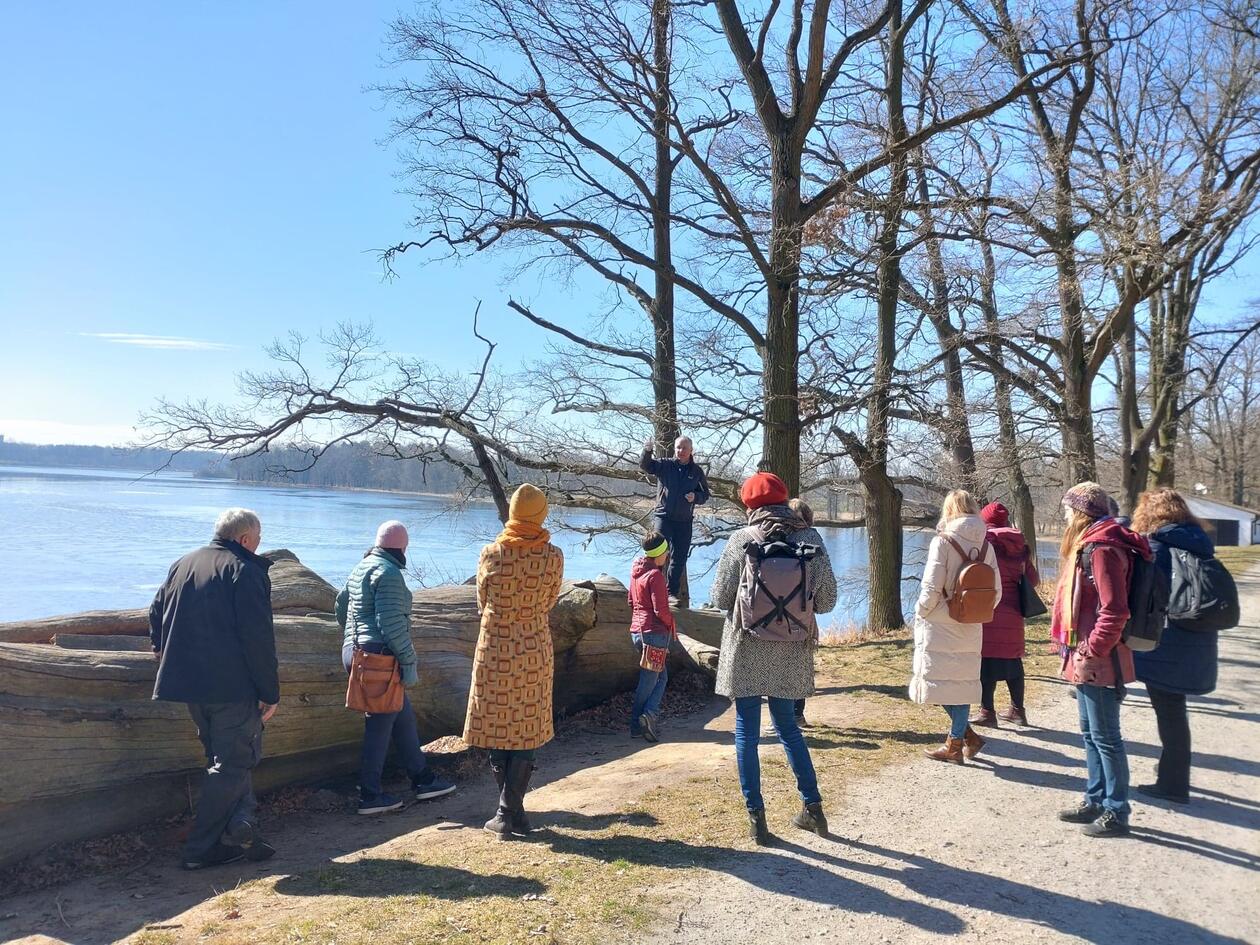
{"left": 185, "top": 701, "right": 262, "bottom": 859}
{"left": 1147, "top": 686, "right": 1191, "bottom": 796}
{"left": 654, "top": 516, "right": 694, "bottom": 599}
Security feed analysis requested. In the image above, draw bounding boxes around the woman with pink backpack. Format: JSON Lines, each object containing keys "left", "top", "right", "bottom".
{"left": 910, "top": 490, "right": 1002, "bottom": 764}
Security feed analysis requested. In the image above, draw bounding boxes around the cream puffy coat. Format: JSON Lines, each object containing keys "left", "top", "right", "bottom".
{"left": 908, "top": 515, "right": 1002, "bottom": 706}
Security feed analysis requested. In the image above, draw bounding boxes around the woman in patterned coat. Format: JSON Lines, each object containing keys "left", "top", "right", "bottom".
{"left": 712, "top": 472, "right": 838, "bottom": 844}
{"left": 464, "top": 483, "right": 565, "bottom": 839}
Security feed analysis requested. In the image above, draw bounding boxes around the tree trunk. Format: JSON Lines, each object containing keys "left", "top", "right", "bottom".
{"left": 761, "top": 135, "right": 804, "bottom": 495}
{"left": 649, "top": 0, "right": 680, "bottom": 451}
{"left": 863, "top": 466, "right": 905, "bottom": 632}
{"left": 980, "top": 243, "right": 1036, "bottom": 546}
{"left": 864, "top": 0, "right": 909, "bottom": 631}
{"left": 916, "top": 165, "right": 977, "bottom": 490}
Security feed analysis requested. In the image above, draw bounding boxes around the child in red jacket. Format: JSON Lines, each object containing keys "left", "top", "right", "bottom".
{"left": 628, "top": 532, "right": 676, "bottom": 741}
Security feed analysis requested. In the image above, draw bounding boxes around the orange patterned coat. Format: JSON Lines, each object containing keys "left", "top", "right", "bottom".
{"left": 463, "top": 540, "right": 565, "bottom": 750}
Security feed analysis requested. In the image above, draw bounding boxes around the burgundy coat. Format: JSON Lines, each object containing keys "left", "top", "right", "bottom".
{"left": 1051, "top": 518, "right": 1152, "bottom": 688}
{"left": 980, "top": 526, "right": 1039, "bottom": 659}
{"left": 628, "top": 556, "right": 676, "bottom": 637}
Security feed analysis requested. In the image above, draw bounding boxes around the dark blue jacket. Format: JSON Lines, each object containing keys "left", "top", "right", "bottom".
{"left": 1133, "top": 522, "right": 1218, "bottom": 696}
{"left": 640, "top": 449, "right": 710, "bottom": 522}
{"left": 149, "top": 539, "right": 280, "bottom": 705}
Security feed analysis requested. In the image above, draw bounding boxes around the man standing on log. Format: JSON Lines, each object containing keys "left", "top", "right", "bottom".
{"left": 149, "top": 508, "right": 279, "bottom": 869}
{"left": 641, "top": 435, "right": 710, "bottom": 606}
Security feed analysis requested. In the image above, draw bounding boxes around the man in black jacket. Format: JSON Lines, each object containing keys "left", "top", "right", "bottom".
{"left": 150, "top": 507, "right": 280, "bottom": 869}
{"left": 640, "top": 435, "right": 710, "bottom": 604}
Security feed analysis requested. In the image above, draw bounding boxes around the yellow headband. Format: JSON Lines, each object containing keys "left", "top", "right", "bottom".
{"left": 645, "top": 539, "right": 669, "bottom": 558}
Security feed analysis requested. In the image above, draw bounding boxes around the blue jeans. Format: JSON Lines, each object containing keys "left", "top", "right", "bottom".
{"left": 630, "top": 632, "right": 670, "bottom": 733}
{"left": 1077, "top": 684, "right": 1130, "bottom": 821}
{"left": 734, "top": 696, "right": 821, "bottom": 812}
{"left": 342, "top": 643, "right": 432, "bottom": 799}
{"left": 943, "top": 704, "right": 970, "bottom": 739}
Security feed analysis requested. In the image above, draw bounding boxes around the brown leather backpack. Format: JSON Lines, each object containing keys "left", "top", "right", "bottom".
{"left": 941, "top": 535, "right": 998, "bottom": 624}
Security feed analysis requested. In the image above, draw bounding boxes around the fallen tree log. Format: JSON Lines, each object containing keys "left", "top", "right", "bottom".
{"left": 0, "top": 550, "right": 336, "bottom": 644}
{"left": 0, "top": 560, "right": 724, "bottom": 868}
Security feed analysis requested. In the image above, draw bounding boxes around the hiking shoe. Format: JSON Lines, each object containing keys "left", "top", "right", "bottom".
{"left": 182, "top": 843, "right": 245, "bottom": 871}
{"left": 413, "top": 775, "right": 457, "bottom": 802}
{"left": 1058, "top": 802, "right": 1103, "bottom": 824}
{"left": 1082, "top": 811, "right": 1129, "bottom": 838}
{"left": 748, "top": 809, "right": 771, "bottom": 846}
{"left": 998, "top": 705, "right": 1029, "bottom": 727}
{"left": 639, "top": 713, "right": 659, "bottom": 743}
{"left": 484, "top": 808, "right": 514, "bottom": 839}
{"left": 221, "top": 820, "right": 276, "bottom": 862}
{"left": 357, "top": 793, "right": 405, "bottom": 815}
{"left": 794, "top": 713, "right": 810, "bottom": 729}
{"left": 1137, "top": 783, "right": 1190, "bottom": 805}
{"left": 791, "top": 802, "right": 828, "bottom": 837}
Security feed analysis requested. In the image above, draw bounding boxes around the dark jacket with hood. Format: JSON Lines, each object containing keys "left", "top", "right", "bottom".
{"left": 640, "top": 448, "right": 711, "bottom": 522}
{"left": 149, "top": 539, "right": 279, "bottom": 705}
{"left": 628, "top": 556, "right": 676, "bottom": 637}
{"left": 981, "top": 525, "right": 1040, "bottom": 659}
{"left": 1051, "top": 518, "right": 1153, "bottom": 689}
{"left": 1133, "top": 522, "right": 1219, "bottom": 695}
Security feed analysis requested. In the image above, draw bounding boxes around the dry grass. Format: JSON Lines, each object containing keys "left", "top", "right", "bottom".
{"left": 180, "top": 619, "right": 1065, "bottom": 945}
{"left": 1214, "top": 545, "right": 1260, "bottom": 577}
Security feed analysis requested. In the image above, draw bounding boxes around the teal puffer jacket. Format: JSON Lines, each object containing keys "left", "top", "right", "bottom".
{"left": 336, "top": 548, "right": 418, "bottom": 685}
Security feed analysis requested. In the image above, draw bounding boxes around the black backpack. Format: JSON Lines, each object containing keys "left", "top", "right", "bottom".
{"left": 1079, "top": 542, "right": 1169, "bottom": 653}
{"left": 1168, "top": 548, "right": 1240, "bottom": 632}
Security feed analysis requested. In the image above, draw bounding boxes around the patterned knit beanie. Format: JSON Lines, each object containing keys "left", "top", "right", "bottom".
{"left": 1062, "top": 482, "right": 1111, "bottom": 520}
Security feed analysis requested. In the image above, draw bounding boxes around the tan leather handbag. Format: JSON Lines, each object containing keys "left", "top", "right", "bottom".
{"left": 345, "top": 644, "right": 404, "bottom": 714}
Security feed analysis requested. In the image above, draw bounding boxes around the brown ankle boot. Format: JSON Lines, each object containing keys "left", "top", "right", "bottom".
{"left": 925, "top": 737, "right": 965, "bottom": 764}
{"left": 963, "top": 726, "right": 987, "bottom": 759}
{"left": 998, "top": 705, "right": 1028, "bottom": 726}
{"left": 969, "top": 707, "right": 998, "bottom": 727}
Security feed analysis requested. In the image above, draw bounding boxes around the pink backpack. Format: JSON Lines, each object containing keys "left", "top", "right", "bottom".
{"left": 735, "top": 522, "right": 820, "bottom": 641}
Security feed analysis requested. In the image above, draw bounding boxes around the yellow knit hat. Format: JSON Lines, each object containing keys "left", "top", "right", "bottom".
{"left": 509, "top": 483, "right": 549, "bottom": 525}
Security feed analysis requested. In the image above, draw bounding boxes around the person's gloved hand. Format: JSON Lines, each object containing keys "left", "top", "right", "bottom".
{"left": 401, "top": 663, "right": 419, "bottom": 686}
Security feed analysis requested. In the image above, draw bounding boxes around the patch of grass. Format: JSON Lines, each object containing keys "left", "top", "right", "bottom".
{"left": 1215, "top": 545, "right": 1260, "bottom": 577}
{"left": 131, "top": 932, "right": 178, "bottom": 945}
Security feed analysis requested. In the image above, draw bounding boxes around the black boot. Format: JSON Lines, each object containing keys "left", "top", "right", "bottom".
{"left": 505, "top": 757, "right": 535, "bottom": 837}
{"left": 748, "top": 809, "right": 770, "bottom": 845}
{"left": 484, "top": 759, "right": 513, "bottom": 839}
{"left": 791, "top": 801, "right": 828, "bottom": 837}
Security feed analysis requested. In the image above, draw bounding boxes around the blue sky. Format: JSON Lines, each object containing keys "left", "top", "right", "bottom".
{"left": 1, "top": 3, "right": 1257, "bottom": 447}
{"left": 0, "top": 2, "right": 553, "bottom": 445}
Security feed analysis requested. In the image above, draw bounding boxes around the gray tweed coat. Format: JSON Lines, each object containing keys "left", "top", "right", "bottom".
{"left": 712, "top": 505, "right": 838, "bottom": 700}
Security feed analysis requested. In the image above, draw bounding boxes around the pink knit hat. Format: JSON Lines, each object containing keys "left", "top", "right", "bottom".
{"left": 375, "top": 520, "right": 409, "bottom": 550}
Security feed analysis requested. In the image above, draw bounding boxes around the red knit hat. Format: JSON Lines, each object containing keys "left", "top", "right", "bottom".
{"left": 740, "top": 472, "right": 789, "bottom": 510}
{"left": 980, "top": 502, "right": 1009, "bottom": 528}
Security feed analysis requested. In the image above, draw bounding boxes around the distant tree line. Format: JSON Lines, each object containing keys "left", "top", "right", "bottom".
{"left": 0, "top": 441, "right": 213, "bottom": 473}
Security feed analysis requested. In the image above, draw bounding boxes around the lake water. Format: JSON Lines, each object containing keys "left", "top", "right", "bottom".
{"left": 0, "top": 464, "right": 1000, "bottom": 626}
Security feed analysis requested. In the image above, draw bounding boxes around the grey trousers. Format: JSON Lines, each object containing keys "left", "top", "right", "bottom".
{"left": 185, "top": 701, "right": 262, "bottom": 859}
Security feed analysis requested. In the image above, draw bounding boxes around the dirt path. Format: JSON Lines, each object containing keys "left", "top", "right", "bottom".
{"left": 4, "top": 571, "right": 1258, "bottom": 945}
{"left": 666, "top": 567, "right": 1260, "bottom": 945}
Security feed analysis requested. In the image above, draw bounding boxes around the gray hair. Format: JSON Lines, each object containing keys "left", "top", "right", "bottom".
{"left": 674, "top": 436, "right": 693, "bottom": 449}
{"left": 214, "top": 508, "right": 261, "bottom": 542}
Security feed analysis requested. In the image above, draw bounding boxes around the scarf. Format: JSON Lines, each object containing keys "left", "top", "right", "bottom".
{"left": 748, "top": 503, "right": 808, "bottom": 534}
{"left": 496, "top": 519, "right": 552, "bottom": 549}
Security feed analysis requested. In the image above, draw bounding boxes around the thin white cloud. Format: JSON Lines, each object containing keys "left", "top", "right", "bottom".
{"left": 81, "top": 332, "right": 234, "bottom": 351}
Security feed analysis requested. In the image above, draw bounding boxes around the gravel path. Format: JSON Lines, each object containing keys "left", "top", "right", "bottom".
{"left": 665, "top": 566, "right": 1260, "bottom": 945}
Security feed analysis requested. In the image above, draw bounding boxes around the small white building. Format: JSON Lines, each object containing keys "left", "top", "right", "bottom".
{"left": 1186, "top": 496, "right": 1259, "bottom": 547}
